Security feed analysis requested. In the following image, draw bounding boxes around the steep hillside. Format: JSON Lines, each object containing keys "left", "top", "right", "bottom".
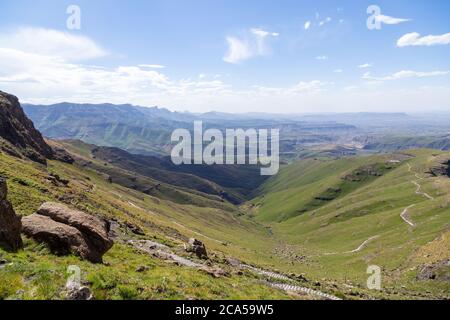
{"left": 0, "top": 149, "right": 301, "bottom": 300}
{"left": 54, "top": 140, "right": 265, "bottom": 205}
{"left": 248, "top": 150, "right": 450, "bottom": 297}
{"left": 0, "top": 91, "right": 54, "bottom": 164}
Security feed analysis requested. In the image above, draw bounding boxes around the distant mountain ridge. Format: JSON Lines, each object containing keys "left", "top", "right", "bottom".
{"left": 23, "top": 102, "right": 357, "bottom": 157}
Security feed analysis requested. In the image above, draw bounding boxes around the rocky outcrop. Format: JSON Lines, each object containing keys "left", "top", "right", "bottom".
{"left": 22, "top": 202, "right": 113, "bottom": 263}
{"left": 0, "top": 178, "right": 23, "bottom": 251}
{"left": 37, "top": 202, "right": 113, "bottom": 255}
{"left": 428, "top": 160, "right": 450, "bottom": 177}
{"left": 186, "top": 238, "right": 208, "bottom": 259}
{"left": 417, "top": 260, "right": 450, "bottom": 281}
{"left": 0, "top": 91, "right": 54, "bottom": 164}
{"left": 22, "top": 214, "right": 92, "bottom": 257}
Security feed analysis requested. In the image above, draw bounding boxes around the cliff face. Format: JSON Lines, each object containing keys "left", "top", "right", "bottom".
{"left": 0, "top": 91, "right": 54, "bottom": 164}
{"left": 0, "top": 178, "right": 22, "bottom": 252}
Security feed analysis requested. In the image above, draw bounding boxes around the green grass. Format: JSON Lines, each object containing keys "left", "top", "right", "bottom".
{"left": 243, "top": 149, "right": 450, "bottom": 299}
{"left": 1, "top": 147, "right": 449, "bottom": 300}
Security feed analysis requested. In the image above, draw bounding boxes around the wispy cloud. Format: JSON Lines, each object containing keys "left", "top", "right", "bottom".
{"left": 358, "top": 63, "right": 372, "bottom": 69}
{"left": 362, "top": 70, "right": 450, "bottom": 81}
{"left": 0, "top": 27, "right": 107, "bottom": 61}
{"left": 375, "top": 14, "right": 410, "bottom": 25}
{"left": 223, "top": 28, "right": 279, "bottom": 64}
{"left": 333, "top": 69, "right": 343, "bottom": 73}
{"left": 316, "top": 55, "right": 328, "bottom": 60}
{"left": 138, "top": 64, "right": 166, "bottom": 69}
{"left": 397, "top": 32, "right": 450, "bottom": 47}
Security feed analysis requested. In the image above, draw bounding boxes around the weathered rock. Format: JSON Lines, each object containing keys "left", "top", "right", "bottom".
{"left": 65, "top": 278, "right": 94, "bottom": 300}
{"left": 186, "top": 238, "right": 208, "bottom": 259}
{"left": 0, "top": 178, "right": 23, "bottom": 251}
{"left": 66, "top": 286, "right": 94, "bottom": 300}
{"left": 22, "top": 214, "right": 93, "bottom": 258}
{"left": 428, "top": 160, "right": 450, "bottom": 177}
{"left": 125, "top": 221, "right": 145, "bottom": 236}
{"left": 417, "top": 260, "right": 450, "bottom": 281}
{"left": 0, "top": 91, "right": 54, "bottom": 164}
{"left": 51, "top": 146, "right": 75, "bottom": 164}
{"left": 22, "top": 202, "right": 113, "bottom": 263}
{"left": 37, "top": 202, "right": 113, "bottom": 256}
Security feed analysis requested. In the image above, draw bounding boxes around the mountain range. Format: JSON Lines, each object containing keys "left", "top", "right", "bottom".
{"left": 0, "top": 91, "right": 449, "bottom": 300}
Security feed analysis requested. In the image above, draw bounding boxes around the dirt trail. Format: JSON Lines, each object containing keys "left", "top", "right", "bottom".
{"left": 400, "top": 204, "right": 416, "bottom": 227}
{"left": 323, "top": 235, "right": 380, "bottom": 256}
{"left": 344, "top": 235, "right": 380, "bottom": 253}
{"left": 400, "top": 164, "right": 434, "bottom": 228}
{"left": 412, "top": 181, "right": 434, "bottom": 200}
{"left": 407, "top": 164, "right": 434, "bottom": 200}
{"left": 240, "top": 264, "right": 341, "bottom": 300}
{"left": 130, "top": 239, "right": 340, "bottom": 300}
{"left": 129, "top": 240, "right": 203, "bottom": 268}
{"left": 268, "top": 283, "right": 342, "bottom": 300}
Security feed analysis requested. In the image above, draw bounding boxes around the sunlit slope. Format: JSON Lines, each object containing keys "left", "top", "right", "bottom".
{"left": 248, "top": 150, "right": 449, "bottom": 295}
{"left": 0, "top": 149, "right": 298, "bottom": 299}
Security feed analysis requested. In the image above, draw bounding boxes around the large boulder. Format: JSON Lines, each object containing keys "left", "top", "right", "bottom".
{"left": 22, "top": 202, "right": 113, "bottom": 263}
{"left": 37, "top": 202, "right": 113, "bottom": 255}
{"left": 0, "top": 178, "right": 23, "bottom": 251}
{"left": 22, "top": 214, "right": 93, "bottom": 259}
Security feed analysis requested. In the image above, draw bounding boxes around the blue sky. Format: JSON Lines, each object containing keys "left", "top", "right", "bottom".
{"left": 0, "top": 0, "right": 449, "bottom": 113}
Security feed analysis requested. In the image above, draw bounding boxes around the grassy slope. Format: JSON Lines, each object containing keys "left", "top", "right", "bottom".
{"left": 1, "top": 147, "right": 448, "bottom": 299}
{"left": 248, "top": 150, "right": 450, "bottom": 298}
{"left": 0, "top": 150, "right": 293, "bottom": 300}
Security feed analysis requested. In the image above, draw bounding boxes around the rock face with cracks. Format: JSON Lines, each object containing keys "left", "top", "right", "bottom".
{"left": 0, "top": 178, "right": 23, "bottom": 252}
{"left": 22, "top": 202, "right": 113, "bottom": 263}
{"left": 0, "top": 91, "right": 54, "bottom": 165}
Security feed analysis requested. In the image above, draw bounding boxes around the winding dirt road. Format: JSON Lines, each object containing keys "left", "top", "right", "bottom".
{"left": 323, "top": 235, "right": 380, "bottom": 256}
{"left": 400, "top": 164, "right": 435, "bottom": 227}
{"left": 400, "top": 204, "right": 416, "bottom": 227}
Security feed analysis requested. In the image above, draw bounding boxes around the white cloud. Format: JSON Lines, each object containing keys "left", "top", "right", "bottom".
{"left": 223, "top": 37, "right": 253, "bottom": 64}
{"left": 138, "top": 64, "right": 166, "bottom": 69}
{"left": 333, "top": 69, "right": 343, "bottom": 73}
{"left": 0, "top": 45, "right": 230, "bottom": 105}
{"left": 252, "top": 80, "right": 329, "bottom": 95}
{"left": 316, "top": 55, "right": 328, "bottom": 60}
{"left": 358, "top": 63, "right": 372, "bottom": 69}
{"left": 304, "top": 21, "right": 311, "bottom": 30}
{"left": 362, "top": 70, "right": 450, "bottom": 81}
{"left": 1, "top": 28, "right": 449, "bottom": 113}
{"left": 0, "top": 27, "right": 107, "bottom": 61}
{"left": 397, "top": 32, "right": 450, "bottom": 47}
{"left": 375, "top": 15, "right": 410, "bottom": 25}
{"left": 250, "top": 28, "right": 279, "bottom": 37}
{"left": 223, "top": 28, "right": 279, "bottom": 64}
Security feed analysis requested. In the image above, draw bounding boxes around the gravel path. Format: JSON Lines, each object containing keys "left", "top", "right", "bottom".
{"left": 400, "top": 204, "right": 416, "bottom": 227}
{"left": 240, "top": 264, "right": 341, "bottom": 300}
